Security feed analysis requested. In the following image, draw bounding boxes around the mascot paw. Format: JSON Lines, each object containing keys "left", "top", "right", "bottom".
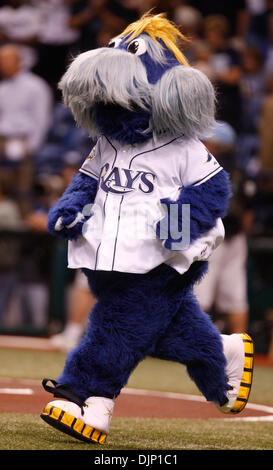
{"left": 216, "top": 333, "right": 254, "bottom": 414}
{"left": 48, "top": 209, "right": 88, "bottom": 241}
{"left": 54, "top": 212, "right": 85, "bottom": 232}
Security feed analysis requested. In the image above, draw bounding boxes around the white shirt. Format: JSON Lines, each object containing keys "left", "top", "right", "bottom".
{"left": 0, "top": 5, "right": 42, "bottom": 69}
{"left": 34, "top": 0, "right": 80, "bottom": 45}
{"left": 68, "top": 134, "right": 225, "bottom": 274}
{"left": 0, "top": 71, "right": 52, "bottom": 154}
{"left": 0, "top": 5, "right": 41, "bottom": 40}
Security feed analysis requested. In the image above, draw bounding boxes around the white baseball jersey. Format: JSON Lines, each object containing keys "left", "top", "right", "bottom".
{"left": 68, "top": 134, "right": 225, "bottom": 274}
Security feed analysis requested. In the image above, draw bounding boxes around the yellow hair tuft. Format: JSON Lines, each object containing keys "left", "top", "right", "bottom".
{"left": 118, "top": 12, "right": 189, "bottom": 66}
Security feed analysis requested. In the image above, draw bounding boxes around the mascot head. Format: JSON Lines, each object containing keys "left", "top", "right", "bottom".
{"left": 59, "top": 12, "right": 216, "bottom": 145}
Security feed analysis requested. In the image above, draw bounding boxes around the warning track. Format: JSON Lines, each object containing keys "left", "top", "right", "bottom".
{"left": 0, "top": 378, "right": 272, "bottom": 421}
{"left": 0, "top": 335, "right": 273, "bottom": 422}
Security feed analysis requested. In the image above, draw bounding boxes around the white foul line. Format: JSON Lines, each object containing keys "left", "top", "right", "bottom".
{"left": 0, "top": 388, "right": 34, "bottom": 395}
{"left": 122, "top": 387, "right": 273, "bottom": 422}
{"left": 0, "top": 385, "right": 273, "bottom": 422}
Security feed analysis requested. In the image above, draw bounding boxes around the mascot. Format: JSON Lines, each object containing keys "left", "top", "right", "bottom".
{"left": 40, "top": 13, "right": 254, "bottom": 444}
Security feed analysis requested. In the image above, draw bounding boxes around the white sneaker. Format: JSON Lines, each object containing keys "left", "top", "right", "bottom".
{"left": 50, "top": 333, "right": 79, "bottom": 352}
{"left": 216, "top": 333, "right": 254, "bottom": 414}
{"left": 50, "top": 322, "right": 85, "bottom": 352}
{"left": 40, "top": 396, "right": 114, "bottom": 444}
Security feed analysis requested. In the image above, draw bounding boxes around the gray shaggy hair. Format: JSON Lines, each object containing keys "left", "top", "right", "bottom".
{"left": 59, "top": 47, "right": 151, "bottom": 134}
{"left": 59, "top": 38, "right": 216, "bottom": 140}
{"left": 150, "top": 65, "right": 216, "bottom": 139}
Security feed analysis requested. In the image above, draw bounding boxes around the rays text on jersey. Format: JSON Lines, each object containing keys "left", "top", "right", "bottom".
{"left": 99, "top": 164, "right": 156, "bottom": 194}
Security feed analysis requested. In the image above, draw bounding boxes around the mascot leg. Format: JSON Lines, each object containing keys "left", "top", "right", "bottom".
{"left": 152, "top": 288, "right": 254, "bottom": 413}
{"left": 40, "top": 264, "right": 186, "bottom": 443}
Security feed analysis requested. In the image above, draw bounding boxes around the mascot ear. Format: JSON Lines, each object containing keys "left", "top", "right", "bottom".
{"left": 151, "top": 66, "right": 216, "bottom": 139}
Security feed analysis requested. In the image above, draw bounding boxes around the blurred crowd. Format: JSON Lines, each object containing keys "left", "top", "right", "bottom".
{"left": 0, "top": 0, "right": 273, "bottom": 352}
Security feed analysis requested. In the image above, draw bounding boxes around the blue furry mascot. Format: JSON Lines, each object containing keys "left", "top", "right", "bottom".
{"left": 41, "top": 13, "right": 254, "bottom": 444}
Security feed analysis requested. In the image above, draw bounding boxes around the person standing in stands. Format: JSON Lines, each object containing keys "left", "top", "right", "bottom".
{"left": 195, "top": 121, "right": 254, "bottom": 334}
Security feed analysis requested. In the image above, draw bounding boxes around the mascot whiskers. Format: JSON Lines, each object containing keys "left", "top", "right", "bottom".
{"left": 40, "top": 13, "right": 254, "bottom": 444}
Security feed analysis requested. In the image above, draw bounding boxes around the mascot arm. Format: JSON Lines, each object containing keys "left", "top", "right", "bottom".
{"left": 156, "top": 169, "right": 231, "bottom": 250}
{"left": 47, "top": 172, "right": 98, "bottom": 241}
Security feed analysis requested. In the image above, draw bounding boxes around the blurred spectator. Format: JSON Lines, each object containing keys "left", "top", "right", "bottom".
{"left": 32, "top": 0, "right": 81, "bottom": 95}
{"left": 0, "top": 44, "right": 53, "bottom": 157}
{"left": 195, "top": 121, "right": 254, "bottom": 334}
{"left": 247, "top": 0, "right": 270, "bottom": 45}
{"left": 174, "top": 5, "right": 202, "bottom": 39}
{"left": 264, "top": 12, "right": 273, "bottom": 77}
{"left": 259, "top": 72, "right": 273, "bottom": 170}
{"left": 203, "top": 14, "right": 243, "bottom": 131}
{"left": 240, "top": 43, "right": 265, "bottom": 134}
{"left": 0, "top": 44, "right": 53, "bottom": 215}
{"left": 188, "top": 0, "right": 250, "bottom": 38}
{"left": 0, "top": 174, "right": 25, "bottom": 320}
{"left": 0, "top": 172, "right": 24, "bottom": 231}
{"left": 50, "top": 270, "right": 95, "bottom": 351}
{"left": 235, "top": 43, "right": 265, "bottom": 176}
{"left": 0, "top": 0, "right": 40, "bottom": 69}
{"left": 34, "top": 102, "right": 92, "bottom": 176}
{"left": 173, "top": 5, "right": 204, "bottom": 63}
{"left": 68, "top": 0, "right": 133, "bottom": 53}
{"left": 67, "top": 0, "right": 106, "bottom": 52}
{"left": 191, "top": 41, "right": 216, "bottom": 81}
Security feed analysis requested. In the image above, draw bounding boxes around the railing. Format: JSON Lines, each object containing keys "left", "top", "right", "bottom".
{"left": 0, "top": 230, "right": 272, "bottom": 353}
{"left": 0, "top": 230, "right": 73, "bottom": 336}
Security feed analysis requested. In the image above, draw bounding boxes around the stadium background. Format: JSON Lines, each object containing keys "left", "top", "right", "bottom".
{"left": 0, "top": 0, "right": 272, "bottom": 452}
{"left": 0, "top": 0, "right": 272, "bottom": 354}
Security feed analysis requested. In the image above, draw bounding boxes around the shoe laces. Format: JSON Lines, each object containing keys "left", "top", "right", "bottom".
{"left": 42, "top": 378, "right": 87, "bottom": 415}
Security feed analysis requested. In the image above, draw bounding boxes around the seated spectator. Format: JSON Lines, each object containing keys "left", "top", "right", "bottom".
{"left": 203, "top": 14, "right": 243, "bottom": 131}
{"left": 0, "top": 43, "right": 53, "bottom": 157}
{"left": 0, "top": 0, "right": 41, "bottom": 69}
{"left": 0, "top": 43, "right": 53, "bottom": 214}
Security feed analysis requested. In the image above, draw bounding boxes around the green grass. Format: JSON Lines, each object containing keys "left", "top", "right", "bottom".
{"left": 0, "top": 348, "right": 272, "bottom": 406}
{"left": 0, "top": 348, "right": 273, "bottom": 450}
{"left": 0, "top": 414, "right": 272, "bottom": 450}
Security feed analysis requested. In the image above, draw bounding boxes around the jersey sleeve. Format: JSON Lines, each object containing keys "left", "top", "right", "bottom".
{"left": 181, "top": 140, "right": 223, "bottom": 188}
{"left": 79, "top": 139, "right": 101, "bottom": 180}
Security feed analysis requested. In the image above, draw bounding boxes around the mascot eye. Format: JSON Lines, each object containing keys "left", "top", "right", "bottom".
{"left": 127, "top": 38, "right": 147, "bottom": 55}
{"left": 108, "top": 37, "right": 122, "bottom": 48}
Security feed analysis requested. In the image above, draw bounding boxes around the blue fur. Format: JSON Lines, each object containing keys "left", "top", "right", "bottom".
{"left": 47, "top": 172, "right": 97, "bottom": 241}
{"left": 151, "top": 287, "right": 228, "bottom": 403}
{"left": 57, "top": 264, "right": 228, "bottom": 403}
{"left": 118, "top": 34, "right": 180, "bottom": 84}
{"left": 157, "top": 169, "right": 231, "bottom": 250}
{"left": 93, "top": 103, "right": 151, "bottom": 145}
{"left": 139, "top": 45, "right": 180, "bottom": 84}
